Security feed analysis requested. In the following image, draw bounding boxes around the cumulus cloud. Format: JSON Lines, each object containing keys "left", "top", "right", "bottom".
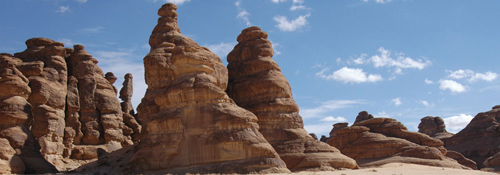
{"left": 446, "top": 69, "right": 498, "bottom": 82}
{"left": 205, "top": 42, "right": 237, "bottom": 59}
{"left": 320, "top": 116, "right": 348, "bottom": 122}
{"left": 352, "top": 47, "right": 431, "bottom": 75}
{"left": 56, "top": 6, "right": 70, "bottom": 13}
{"left": 59, "top": 38, "right": 75, "bottom": 47}
{"left": 271, "top": 0, "right": 286, "bottom": 3}
{"left": 316, "top": 67, "right": 383, "bottom": 84}
{"left": 274, "top": 13, "right": 310, "bottom": 32}
{"left": 391, "top": 98, "right": 402, "bottom": 107}
{"left": 235, "top": 0, "right": 251, "bottom": 26}
{"left": 300, "top": 100, "right": 365, "bottom": 119}
{"left": 304, "top": 123, "right": 335, "bottom": 137}
{"left": 75, "top": 0, "right": 87, "bottom": 3}
{"left": 443, "top": 114, "right": 473, "bottom": 133}
{"left": 439, "top": 79, "right": 467, "bottom": 93}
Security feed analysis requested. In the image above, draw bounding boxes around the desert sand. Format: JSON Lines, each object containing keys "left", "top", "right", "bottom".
{"left": 271, "top": 163, "right": 497, "bottom": 175}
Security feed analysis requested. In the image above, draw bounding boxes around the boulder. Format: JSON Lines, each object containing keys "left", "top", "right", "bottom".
{"left": 446, "top": 150, "right": 477, "bottom": 170}
{"left": 418, "top": 116, "right": 454, "bottom": 140}
{"left": 226, "top": 26, "right": 358, "bottom": 171}
{"left": 75, "top": 3, "right": 289, "bottom": 174}
{"left": 327, "top": 112, "right": 466, "bottom": 169}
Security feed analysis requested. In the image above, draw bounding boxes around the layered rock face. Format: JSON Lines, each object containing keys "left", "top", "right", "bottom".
{"left": 327, "top": 111, "right": 466, "bottom": 169}
{"left": 76, "top": 4, "right": 289, "bottom": 174}
{"left": 13, "top": 38, "right": 69, "bottom": 166}
{"left": 119, "top": 73, "right": 141, "bottom": 142}
{"left": 226, "top": 26, "right": 358, "bottom": 171}
{"left": 0, "top": 38, "right": 139, "bottom": 172}
{"left": 0, "top": 54, "right": 58, "bottom": 174}
{"left": 444, "top": 106, "right": 500, "bottom": 169}
{"left": 418, "top": 116, "right": 454, "bottom": 140}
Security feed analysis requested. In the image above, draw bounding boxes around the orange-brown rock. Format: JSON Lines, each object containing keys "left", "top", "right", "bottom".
{"left": 446, "top": 150, "right": 477, "bottom": 170}
{"left": 14, "top": 38, "right": 68, "bottom": 166}
{"left": 76, "top": 3, "right": 289, "bottom": 174}
{"left": 418, "top": 116, "right": 454, "bottom": 140}
{"left": 119, "top": 73, "right": 141, "bottom": 142}
{"left": 327, "top": 112, "right": 466, "bottom": 169}
{"left": 66, "top": 44, "right": 133, "bottom": 153}
{"left": 444, "top": 106, "right": 500, "bottom": 169}
{"left": 226, "top": 26, "right": 358, "bottom": 171}
{"left": 0, "top": 53, "right": 58, "bottom": 174}
{"left": 482, "top": 151, "right": 500, "bottom": 172}
{"left": 354, "top": 111, "right": 374, "bottom": 123}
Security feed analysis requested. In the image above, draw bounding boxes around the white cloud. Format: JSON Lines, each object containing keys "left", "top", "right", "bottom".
{"left": 316, "top": 67, "right": 383, "bottom": 84}
{"left": 274, "top": 13, "right": 310, "bottom": 32}
{"left": 290, "top": 5, "right": 308, "bottom": 11}
{"left": 351, "top": 47, "right": 431, "bottom": 75}
{"left": 270, "top": 41, "right": 282, "bottom": 55}
{"left": 439, "top": 79, "right": 467, "bottom": 93}
{"left": 59, "top": 38, "right": 75, "bottom": 47}
{"left": 235, "top": 0, "right": 251, "bottom": 26}
{"left": 363, "top": 0, "right": 393, "bottom": 3}
{"left": 304, "top": 123, "right": 335, "bottom": 137}
{"left": 374, "top": 111, "right": 390, "bottom": 118}
{"left": 391, "top": 98, "right": 402, "bottom": 107}
{"left": 154, "top": 0, "right": 191, "bottom": 5}
{"left": 425, "top": 78, "right": 433, "bottom": 84}
{"left": 56, "top": 6, "right": 70, "bottom": 13}
{"left": 443, "top": 114, "right": 473, "bottom": 133}
{"left": 447, "top": 69, "right": 498, "bottom": 82}
{"left": 78, "top": 26, "right": 104, "bottom": 34}
{"left": 75, "top": 0, "right": 87, "bottom": 3}
{"left": 271, "top": 0, "right": 286, "bottom": 3}
{"left": 320, "top": 116, "right": 348, "bottom": 122}
{"left": 419, "top": 100, "right": 434, "bottom": 108}
{"left": 300, "top": 100, "right": 365, "bottom": 119}
{"left": 205, "top": 42, "right": 236, "bottom": 59}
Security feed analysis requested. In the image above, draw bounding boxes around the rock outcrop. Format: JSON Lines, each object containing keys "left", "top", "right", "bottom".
{"left": 0, "top": 53, "right": 59, "bottom": 174}
{"left": 226, "top": 26, "right": 358, "bottom": 171}
{"left": 119, "top": 73, "right": 141, "bottom": 142}
{"left": 14, "top": 38, "right": 69, "bottom": 167}
{"left": 327, "top": 111, "right": 466, "bottom": 169}
{"left": 76, "top": 4, "right": 289, "bottom": 174}
{"left": 482, "top": 151, "right": 500, "bottom": 172}
{"left": 444, "top": 106, "right": 500, "bottom": 169}
{"left": 446, "top": 150, "right": 477, "bottom": 170}
{"left": 418, "top": 116, "right": 454, "bottom": 140}
{"left": 354, "top": 111, "right": 373, "bottom": 123}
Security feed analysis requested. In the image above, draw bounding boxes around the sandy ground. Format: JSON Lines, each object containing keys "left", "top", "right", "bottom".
{"left": 271, "top": 163, "right": 498, "bottom": 175}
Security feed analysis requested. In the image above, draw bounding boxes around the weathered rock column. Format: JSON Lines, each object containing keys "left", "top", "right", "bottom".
{"left": 226, "top": 26, "right": 358, "bottom": 171}
{"left": 14, "top": 38, "right": 68, "bottom": 166}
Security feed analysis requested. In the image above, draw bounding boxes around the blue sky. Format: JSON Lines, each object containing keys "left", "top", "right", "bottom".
{"left": 2, "top": 0, "right": 500, "bottom": 137}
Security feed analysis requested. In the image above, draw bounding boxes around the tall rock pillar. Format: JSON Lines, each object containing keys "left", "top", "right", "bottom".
{"left": 226, "top": 26, "right": 358, "bottom": 171}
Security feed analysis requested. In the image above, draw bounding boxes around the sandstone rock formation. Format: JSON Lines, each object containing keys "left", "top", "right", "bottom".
{"left": 119, "top": 73, "right": 141, "bottom": 142}
{"left": 76, "top": 4, "right": 289, "bottom": 174}
{"left": 14, "top": 38, "right": 69, "bottom": 167}
{"left": 354, "top": 111, "right": 373, "bottom": 123}
{"left": 309, "top": 133, "right": 318, "bottom": 140}
{"left": 446, "top": 150, "right": 477, "bottom": 170}
{"left": 327, "top": 111, "right": 466, "bottom": 169}
{"left": 329, "top": 123, "right": 349, "bottom": 137}
{"left": 418, "top": 116, "right": 454, "bottom": 140}
{"left": 444, "top": 106, "right": 500, "bottom": 169}
{"left": 482, "top": 151, "right": 500, "bottom": 172}
{"left": 0, "top": 53, "right": 59, "bottom": 174}
{"left": 226, "top": 26, "right": 358, "bottom": 171}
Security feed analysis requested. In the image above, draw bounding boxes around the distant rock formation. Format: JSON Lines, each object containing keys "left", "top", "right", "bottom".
{"left": 330, "top": 123, "right": 349, "bottom": 137}
{"left": 226, "top": 26, "right": 358, "bottom": 171}
{"left": 354, "top": 111, "right": 373, "bottom": 123}
{"left": 309, "top": 133, "right": 318, "bottom": 140}
{"left": 76, "top": 4, "right": 289, "bottom": 174}
{"left": 444, "top": 106, "right": 500, "bottom": 169}
{"left": 418, "top": 116, "right": 454, "bottom": 140}
{"left": 119, "top": 73, "right": 141, "bottom": 142}
{"left": 0, "top": 54, "right": 59, "bottom": 174}
{"left": 327, "top": 111, "right": 467, "bottom": 169}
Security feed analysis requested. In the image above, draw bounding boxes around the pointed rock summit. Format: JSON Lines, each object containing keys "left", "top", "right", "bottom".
{"left": 77, "top": 4, "right": 289, "bottom": 174}
{"left": 226, "top": 26, "right": 358, "bottom": 171}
